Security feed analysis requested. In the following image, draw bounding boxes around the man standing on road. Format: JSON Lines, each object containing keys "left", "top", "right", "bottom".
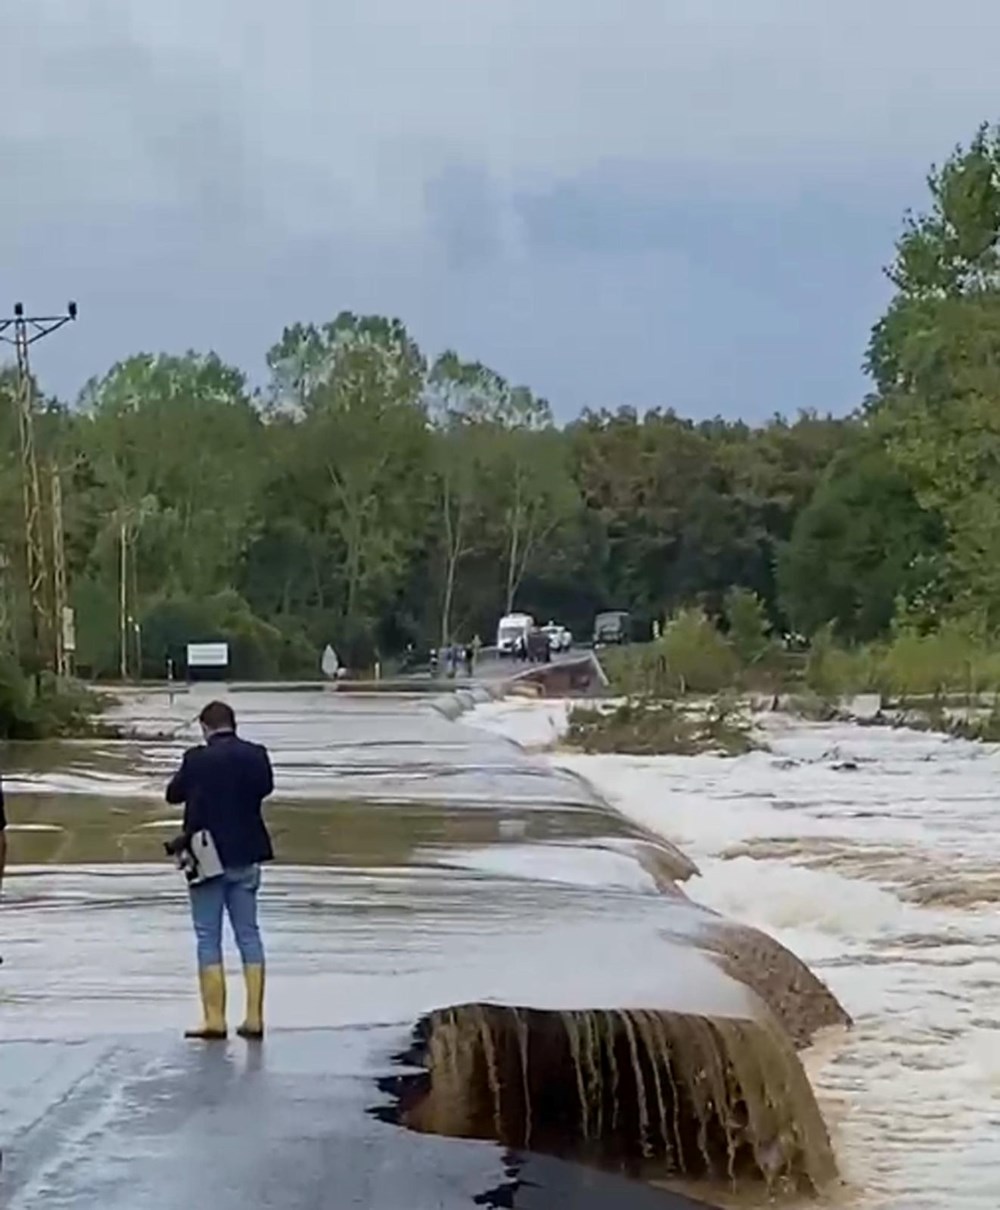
{"left": 166, "top": 701, "right": 274, "bottom": 1042}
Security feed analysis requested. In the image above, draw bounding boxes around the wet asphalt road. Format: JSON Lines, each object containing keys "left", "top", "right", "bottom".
{"left": 1, "top": 1029, "right": 710, "bottom": 1209}
{"left": 0, "top": 687, "right": 719, "bottom": 1208}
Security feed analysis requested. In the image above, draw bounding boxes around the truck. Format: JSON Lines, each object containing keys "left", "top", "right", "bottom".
{"left": 592, "top": 610, "right": 631, "bottom": 647}
{"left": 496, "top": 612, "right": 535, "bottom": 656}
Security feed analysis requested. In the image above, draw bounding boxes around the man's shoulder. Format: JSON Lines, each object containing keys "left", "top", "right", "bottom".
{"left": 185, "top": 734, "right": 270, "bottom": 766}
{"left": 219, "top": 735, "right": 269, "bottom": 762}
{"left": 236, "top": 736, "right": 270, "bottom": 761}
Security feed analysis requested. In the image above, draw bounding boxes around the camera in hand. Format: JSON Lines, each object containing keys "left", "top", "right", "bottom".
{"left": 165, "top": 833, "right": 199, "bottom": 883}
{"left": 165, "top": 829, "right": 224, "bottom": 886}
{"left": 164, "top": 834, "right": 187, "bottom": 858}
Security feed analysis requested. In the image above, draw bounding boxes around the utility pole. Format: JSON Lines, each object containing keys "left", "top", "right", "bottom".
{"left": 0, "top": 301, "right": 77, "bottom": 679}
{"left": 50, "top": 462, "right": 69, "bottom": 677}
{"left": 0, "top": 545, "right": 13, "bottom": 656}
{"left": 119, "top": 517, "right": 129, "bottom": 681}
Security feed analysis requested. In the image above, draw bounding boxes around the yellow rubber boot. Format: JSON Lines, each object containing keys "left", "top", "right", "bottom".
{"left": 185, "top": 964, "right": 227, "bottom": 1040}
{"left": 237, "top": 964, "right": 265, "bottom": 1040}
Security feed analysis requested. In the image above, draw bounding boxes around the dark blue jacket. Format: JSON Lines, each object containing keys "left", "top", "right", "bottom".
{"left": 166, "top": 732, "right": 274, "bottom": 869}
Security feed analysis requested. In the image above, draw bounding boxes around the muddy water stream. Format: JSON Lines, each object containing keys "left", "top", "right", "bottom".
{"left": 474, "top": 700, "right": 1000, "bottom": 1210}
{"left": 1, "top": 687, "right": 844, "bottom": 1205}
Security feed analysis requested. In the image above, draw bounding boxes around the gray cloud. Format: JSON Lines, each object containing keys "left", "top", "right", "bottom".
{"left": 2, "top": 1, "right": 1000, "bottom": 416}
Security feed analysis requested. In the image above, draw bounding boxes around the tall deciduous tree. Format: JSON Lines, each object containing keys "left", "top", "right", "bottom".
{"left": 272, "top": 314, "right": 429, "bottom": 653}
{"left": 427, "top": 353, "right": 498, "bottom": 646}
{"left": 488, "top": 388, "right": 577, "bottom": 614}
{"left": 867, "top": 125, "right": 1000, "bottom": 628}
{"left": 779, "top": 440, "right": 944, "bottom": 641}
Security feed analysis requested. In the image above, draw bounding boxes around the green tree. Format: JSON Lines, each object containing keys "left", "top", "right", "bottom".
{"left": 76, "top": 353, "right": 264, "bottom": 601}
{"left": 724, "top": 587, "right": 772, "bottom": 665}
{"left": 867, "top": 124, "right": 1000, "bottom": 397}
{"left": 426, "top": 353, "right": 503, "bottom": 645}
{"left": 495, "top": 417, "right": 579, "bottom": 614}
{"left": 268, "top": 314, "right": 430, "bottom": 656}
{"left": 428, "top": 357, "right": 578, "bottom": 620}
{"left": 570, "top": 408, "right": 712, "bottom": 625}
{"left": 866, "top": 124, "right": 1000, "bottom": 629}
{"left": 656, "top": 607, "right": 738, "bottom": 693}
{"left": 778, "top": 441, "right": 944, "bottom": 641}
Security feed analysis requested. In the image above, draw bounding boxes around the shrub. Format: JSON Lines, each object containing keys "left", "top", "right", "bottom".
{"left": 876, "top": 618, "right": 1000, "bottom": 699}
{"left": 0, "top": 657, "right": 105, "bottom": 739}
{"left": 724, "top": 587, "right": 774, "bottom": 667}
{"left": 0, "top": 653, "right": 35, "bottom": 738}
{"left": 804, "top": 623, "right": 878, "bottom": 699}
{"left": 599, "top": 644, "right": 677, "bottom": 698}
{"left": 565, "top": 696, "right": 757, "bottom": 756}
{"left": 657, "top": 607, "right": 739, "bottom": 693}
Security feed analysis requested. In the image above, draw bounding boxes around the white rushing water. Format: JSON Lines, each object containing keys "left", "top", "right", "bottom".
{"left": 469, "top": 700, "right": 1000, "bottom": 1210}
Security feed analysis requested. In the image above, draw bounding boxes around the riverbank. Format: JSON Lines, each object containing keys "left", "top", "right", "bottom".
{"left": 467, "top": 696, "right": 1000, "bottom": 1209}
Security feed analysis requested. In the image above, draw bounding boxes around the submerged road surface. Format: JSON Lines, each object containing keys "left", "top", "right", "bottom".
{"left": 0, "top": 686, "right": 833, "bottom": 1208}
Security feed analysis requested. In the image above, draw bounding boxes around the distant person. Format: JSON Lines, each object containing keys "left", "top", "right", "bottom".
{"left": 166, "top": 701, "right": 274, "bottom": 1041}
{"left": 429, "top": 648, "right": 439, "bottom": 676}
{"left": 464, "top": 643, "right": 475, "bottom": 677}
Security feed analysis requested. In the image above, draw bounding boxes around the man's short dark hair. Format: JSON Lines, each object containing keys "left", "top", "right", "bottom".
{"left": 199, "top": 701, "right": 236, "bottom": 732}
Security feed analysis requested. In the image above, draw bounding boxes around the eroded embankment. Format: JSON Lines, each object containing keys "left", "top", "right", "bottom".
{"left": 383, "top": 693, "right": 849, "bottom": 1199}
{"left": 386, "top": 1001, "right": 836, "bottom": 1198}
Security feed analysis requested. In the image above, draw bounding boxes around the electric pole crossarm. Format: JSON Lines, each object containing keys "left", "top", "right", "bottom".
{"left": 0, "top": 302, "right": 76, "bottom": 345}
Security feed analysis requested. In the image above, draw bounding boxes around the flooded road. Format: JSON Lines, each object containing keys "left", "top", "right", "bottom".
{"left": 479, "top": 700, "right": 1000, "bottom": 1210}
{"left": 0, "top": 686, "right": 842, "bottom": 1207}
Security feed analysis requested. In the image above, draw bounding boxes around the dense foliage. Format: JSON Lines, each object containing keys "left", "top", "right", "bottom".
{"left": 2, "top": 123, "right": 1000, "bottom": 688}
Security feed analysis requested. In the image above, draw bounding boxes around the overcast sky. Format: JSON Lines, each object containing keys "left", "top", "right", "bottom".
{"left": 3, "top": 1, "right": 999, "bottom": 420}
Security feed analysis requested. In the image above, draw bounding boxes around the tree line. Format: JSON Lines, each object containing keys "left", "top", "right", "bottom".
{"left": 1, "top": 122, "right": 999, "bottom": 682}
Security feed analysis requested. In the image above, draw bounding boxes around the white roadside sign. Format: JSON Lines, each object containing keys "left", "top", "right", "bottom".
{"left": 187, "top": 642, "right": 229, "bottom": 669}
{"left": 321, "top": 644, "right": 339, "bottom": 679}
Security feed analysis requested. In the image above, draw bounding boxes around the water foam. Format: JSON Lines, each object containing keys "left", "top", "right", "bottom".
{"left": 490, "top": 708, "right": 1000, "bottom": 1209}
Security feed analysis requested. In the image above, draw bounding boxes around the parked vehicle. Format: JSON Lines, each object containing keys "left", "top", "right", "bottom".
{"left": 592, "top": 610, "right": 631, "bottom": 647}
{"left": 496, "top": 612, "right": 535, "bottom": 656}
{"left": 541, "top": 621, "right": 572, "bottom": 653}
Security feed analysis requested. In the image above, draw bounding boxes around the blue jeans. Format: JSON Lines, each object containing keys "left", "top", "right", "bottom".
{"left": 189, "top": 865, "right": 264, "bottom": 969}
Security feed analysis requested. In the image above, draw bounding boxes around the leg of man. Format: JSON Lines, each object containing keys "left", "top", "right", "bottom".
{"left": 186, "top": 877, "right": 227, "bottom": 1039}
{"left": 224, "top": 865, "right": 265, "bottom": 1039}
